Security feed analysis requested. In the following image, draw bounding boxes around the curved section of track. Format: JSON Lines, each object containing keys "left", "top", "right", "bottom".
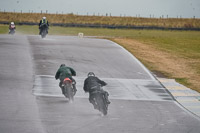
{"left": 0, "top": 35, "right": 200, "bottom": 133}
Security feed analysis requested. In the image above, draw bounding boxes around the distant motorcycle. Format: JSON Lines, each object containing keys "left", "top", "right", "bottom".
{"left": 62, "top": 77, "right": 76, "bottom": 102}
{"left": 9, "top": 25, "right": 16, "bottom": 35}
{"left": 40, "top": 23, "right": 48, "bottom": 38}
{"left": 90, "top": 86, "right": 109, "bottom": 115}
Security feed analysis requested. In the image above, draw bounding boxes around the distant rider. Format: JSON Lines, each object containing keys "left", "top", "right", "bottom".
{"left": 9, "top": 22, "right": 16, "bottom": 33}
{"left": 38, "top": 16, "right": 49, "bottom": 35}
{"left": 83, "top": 72, "right": 110, "bottom": 109}
{"left": 55, "top": 64, "right": 77, "bottom": 94}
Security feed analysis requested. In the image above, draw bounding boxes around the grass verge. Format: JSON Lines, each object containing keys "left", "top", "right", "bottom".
{"left": 0, "top": 24, "right": 9, "bottom": 34}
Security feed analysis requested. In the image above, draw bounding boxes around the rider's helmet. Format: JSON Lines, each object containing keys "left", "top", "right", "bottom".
{"left": 87, "top": 72, "right": 95, "bottom": 77}
{"left": 60, "top": 64, "right": 65, "bottom": 67}
{"left": 11, "top": 22, "right": 14, "bottom": 25}
{"left": 42, "top": 16, "right": 46, "bottom": 20}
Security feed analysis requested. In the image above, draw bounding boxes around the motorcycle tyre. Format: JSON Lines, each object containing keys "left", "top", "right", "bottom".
{"left": 96, "top": 94, "right": 108, "bottom": 115}
{"left": 64, "top": 84, "right": 74, "bottom": 102}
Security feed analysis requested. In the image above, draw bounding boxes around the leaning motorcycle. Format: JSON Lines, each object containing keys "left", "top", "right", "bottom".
{"left": 62, "top": 78, "right": 76, "bottom": 102}
{"left": 91, "top": 88, "right": 109, "bottom": 115}
{"left": 9, "top": 25, "right": 15, "bottom": 35}
{"left": 40, "top": 23, "right": 48, "bottom": 38}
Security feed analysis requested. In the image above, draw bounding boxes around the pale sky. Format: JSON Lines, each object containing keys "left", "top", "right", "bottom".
{"left": 0, "top": 0, "right": 200, "bottom": 18}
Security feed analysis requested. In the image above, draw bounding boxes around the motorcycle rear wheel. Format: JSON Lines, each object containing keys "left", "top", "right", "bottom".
{"left": 96, "top": 94, "right": 108, "bottom": 115}
{"left": 64, "top": 84, "right": 74, "bottom": 102}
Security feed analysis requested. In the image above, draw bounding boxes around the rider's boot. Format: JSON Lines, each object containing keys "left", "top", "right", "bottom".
{"left": 104, "top": 92, "right": 111, "bottom": 104}
{"left": 93, "top": 103, "right": 98, "bottom": 109}
{"left": 59, "top": 82, "right": 65, "bottom": 94}
{"left": 72, "top": 78, "right": 77, "bottom": 93}
{"left": 61, "top": 87, "right": 65, "bottom": 94}
{"left": 89, "top": 97, "right": 98, "bottom": 109}
{"left": 92, "top": 101, "right": 98, "bottom": 109}
{"left": 72, "top": 82, "right": 77, "bottom": 92}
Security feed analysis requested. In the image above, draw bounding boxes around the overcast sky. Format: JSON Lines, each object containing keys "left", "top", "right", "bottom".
{"left": 0, "top": 0, "right": 200, "bottom": 18}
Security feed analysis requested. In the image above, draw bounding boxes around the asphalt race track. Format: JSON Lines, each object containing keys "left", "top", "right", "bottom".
{"left": 0, "top": 34, "right": 200, "bottom": 133}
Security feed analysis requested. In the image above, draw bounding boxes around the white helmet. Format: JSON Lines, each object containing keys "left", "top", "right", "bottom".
{"left": 42, "top": 17, "right": 46, "bottom": 20}
{"left": 87, "top": 72, "right": 95, "bottom": 77}
{"left": 11, "top": 22, "right": 14, "bottom": 25}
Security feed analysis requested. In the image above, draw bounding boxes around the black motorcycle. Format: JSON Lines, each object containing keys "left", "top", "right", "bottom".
{"left": 90, "top": 88, "right": 109, "bottom": 115}
{"left": 62, "top": 78, "right": 76, "bottom": 102}
{"left": 40, "top": 23, "right": 48, "bottom": 38}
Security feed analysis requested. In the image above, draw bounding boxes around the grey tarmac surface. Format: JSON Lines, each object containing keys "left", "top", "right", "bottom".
{"left": 0, "top": 34, "right": 200, "bottom": 133}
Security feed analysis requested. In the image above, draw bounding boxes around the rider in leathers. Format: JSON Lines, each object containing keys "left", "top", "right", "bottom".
{"left": 55, "top": 64, "right": 77, "bottom": 94}
{"left": 83, "top": 72, "right": 110, "bottom": 109}
{"left": 38, "top": 16, "right": 49, "bottom": 35}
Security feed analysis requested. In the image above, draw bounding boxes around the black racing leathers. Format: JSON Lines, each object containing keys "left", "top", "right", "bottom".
{"left": 83, "top": 76, "right": 110, "bottom": 108}
{"left": 83, "top": 76, "right": 106, "bottom": 93}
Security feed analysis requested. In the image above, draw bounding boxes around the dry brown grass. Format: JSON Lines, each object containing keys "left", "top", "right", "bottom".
{"left": 1, "top": 12, "right": 200, "bottom": 28}
{"left": 112, "top": 38, "right": 200, "bottom": 93}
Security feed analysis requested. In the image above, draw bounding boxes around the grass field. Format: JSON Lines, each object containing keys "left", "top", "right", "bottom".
{"left": 0, "top": 24, "right": 9, "bottom": 34}
{"left": 0, "top": 24, "right": 200, "bottom": 93}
